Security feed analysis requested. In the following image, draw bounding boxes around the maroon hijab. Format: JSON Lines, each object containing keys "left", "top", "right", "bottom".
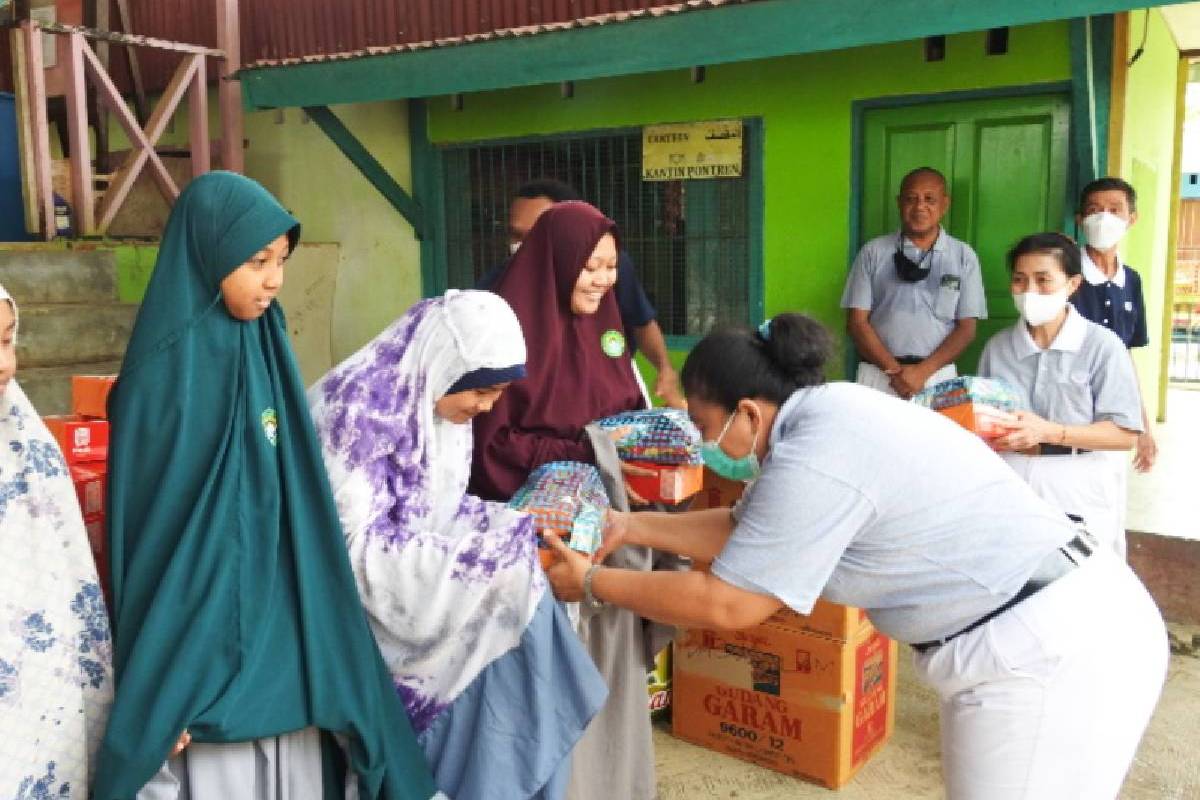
{"left": 470, "top": 201, "right": 645, "bottom": 500}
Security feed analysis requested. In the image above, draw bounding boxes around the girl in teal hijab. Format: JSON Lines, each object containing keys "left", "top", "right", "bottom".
{"left": 95, "top": 171, "right": 442, "bottom": 800}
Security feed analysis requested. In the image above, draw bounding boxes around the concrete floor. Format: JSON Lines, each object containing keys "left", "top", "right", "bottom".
{"left": 655, "top": 644, "right": 1200, "bottom": 799}
{"left": 1126, "top": 386, "right": 1200, "bottom": 542}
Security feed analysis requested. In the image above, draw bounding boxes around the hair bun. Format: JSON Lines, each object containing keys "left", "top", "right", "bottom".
{"left": 763, "top": 313, "right": 832, "bottom": 378}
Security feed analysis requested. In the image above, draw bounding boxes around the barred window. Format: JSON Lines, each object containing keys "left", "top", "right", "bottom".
{"left": 439, "top": 123, "right": 760, "bottom": 340}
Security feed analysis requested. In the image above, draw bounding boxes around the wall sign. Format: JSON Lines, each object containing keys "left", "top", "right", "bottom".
{"left": 642, "top": 120, "right": 743, "bottom": 181}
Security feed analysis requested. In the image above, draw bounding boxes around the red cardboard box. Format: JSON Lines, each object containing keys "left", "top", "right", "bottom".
{"left": 689, "top": 469, "right": 746, "bottom": 511}
{"left": 673, "top": 622, "right": 897, "bottom": 789}
{"left": 43, "top": 416, "right": 109, "bottom": 464}
{"left": 937, "top": 403, "right": 1014, "bottom": 440}
{"left": 70, "top": 464, "right": 106, "bottom": 517}
{"left": 71, "top": 375, "right": 117, "bottom": 419}
{"left": 624, "top": 461, "right": 704, "bottom": 505}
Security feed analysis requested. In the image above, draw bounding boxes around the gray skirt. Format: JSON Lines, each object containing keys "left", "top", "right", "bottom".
{"left": 137, "top": 727, "right": 329, "bottom": 800}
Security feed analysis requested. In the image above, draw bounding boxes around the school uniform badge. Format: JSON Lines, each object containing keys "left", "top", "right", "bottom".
{"left": 261, "top": 408, "right": 278, "bottom": 446}
{"left": 601, "top": 329, "right": 627, "bottom": 358}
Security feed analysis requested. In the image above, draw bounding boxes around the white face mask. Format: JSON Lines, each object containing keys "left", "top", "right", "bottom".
{"left": 1013, "top": 288, "right": 1070, "bottom": 327}
{"left": 1081, "top": 211, "right": 1128, "bottom": 251}
{"left": 508, "top": 241, "right": 521, "bottom": 256}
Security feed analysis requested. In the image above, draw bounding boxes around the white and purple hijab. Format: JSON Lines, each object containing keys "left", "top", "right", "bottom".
{"left": 308, "top": 290, "right": 542, "bottom": 733}
{"left": 0, "top": 283, "right": 113, "bottom": 795}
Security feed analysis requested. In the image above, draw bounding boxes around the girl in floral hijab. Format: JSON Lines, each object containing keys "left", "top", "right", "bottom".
{"left": 0, "top": 282, "right": 113, "bottom": 797}
{"left": 309, "top": 290, "right": 606, "bottom": 800}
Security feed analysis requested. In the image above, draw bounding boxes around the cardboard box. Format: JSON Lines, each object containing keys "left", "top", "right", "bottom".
{"left": 625, "top": 461, "right": 704, "bottom": 505}
{"left": 71, "top": 375, "right": 117, "bottom": 419}
{"left": 70, "top": 464, "right": 106, "bottom": 517}
{"left": 673, "top": 622, "right": 896, "bottom": 789}
{"left": 937, "top": 403, "right": 1013, "bottom": 440}
{"left": 43, "top": 416, "right": 109, "bottom": 464}
{"left": 689, "top": 469, "right": 747, "bottom": 511}
{"left": 769, "top": 600, "right": 872, "bottom": 644}
{"left": 648, "top": 643, "right": 673, "bottom": 721}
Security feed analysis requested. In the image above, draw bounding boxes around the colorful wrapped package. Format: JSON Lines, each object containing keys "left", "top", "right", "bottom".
{"left": 509, "top": 461, "right": 610, "bottom": 567}
{"left": 912, "top": 376, "right": 1020, "bottom": 439}
{"left": 594, "top": 408, "right": 702, "bottom": 466}
{"left": 595, "top": 409, "right": 705, "bottom": 504}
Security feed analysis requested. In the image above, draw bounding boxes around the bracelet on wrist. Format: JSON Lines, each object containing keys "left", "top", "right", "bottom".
{"left": 583, "top": 564, "right": 606, "bottom": 610}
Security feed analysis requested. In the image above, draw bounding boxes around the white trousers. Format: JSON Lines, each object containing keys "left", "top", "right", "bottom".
{"left": 856, "top": 361, "right": 957, "bottom": 397}
{"left": 1001, "top": 451, "right": 1127, "bottom": 558}
{"left": 914, "top": 548, "right": 1167, "bottom": 800}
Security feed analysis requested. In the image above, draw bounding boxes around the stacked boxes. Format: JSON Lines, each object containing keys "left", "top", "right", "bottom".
{"left": 46, "top": 375, "right": 116, "bottom": 605}
{"left": 672, "top": 466, "right": 897, "bottom": 788}
{"left": 672, "top": 613, "right": 897, "bottom": 789}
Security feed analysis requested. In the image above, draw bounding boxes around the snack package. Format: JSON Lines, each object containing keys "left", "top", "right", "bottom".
{"left": 912, "top": 376, "right": 1020, "bottom": 440}
{"left": 594, "top": 408, "right": 702, "bottom": 466}
{"left": 508, "top": 461, "right": 610, "bottom": 567}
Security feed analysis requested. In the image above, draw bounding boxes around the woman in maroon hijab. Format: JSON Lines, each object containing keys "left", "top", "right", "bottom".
{"left": 470, "top": 201, "right": 658, "bottom": 800}
{"left": 470, "top": 200, "right": 645, "bottom": 501}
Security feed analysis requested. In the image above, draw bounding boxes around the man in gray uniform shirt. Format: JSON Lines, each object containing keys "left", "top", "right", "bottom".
{"left": 841, "top": 167, "right": 987, "bottom": 398}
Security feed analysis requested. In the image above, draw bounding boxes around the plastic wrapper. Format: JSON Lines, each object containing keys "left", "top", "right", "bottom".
{"left": 912, "top": 376, "right": 1020, "bottom": 440}
{"left": 594, "top": 408, "right": 702, "bottom": 466}
{"left": 508, "top": 461, "right": 609, "bottom": 566}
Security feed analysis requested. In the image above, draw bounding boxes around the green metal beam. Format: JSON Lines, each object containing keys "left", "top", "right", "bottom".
{"left": 242, "top": 0, "right": 1193, "bottom": 110}
{"left": 408, "top": 99, "right": 447, "bottom": 297}
{"left": 303, "top": 105, "right": 425, "bottom": 237}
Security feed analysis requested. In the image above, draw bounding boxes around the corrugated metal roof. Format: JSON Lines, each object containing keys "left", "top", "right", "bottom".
{"left": 240, "top": 0, "right": 758, "bottom": 70}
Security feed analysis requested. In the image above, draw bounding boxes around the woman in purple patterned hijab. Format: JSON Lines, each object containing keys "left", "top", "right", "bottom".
{"left": 308, "top": 290, "right": 606, "bottom": 800}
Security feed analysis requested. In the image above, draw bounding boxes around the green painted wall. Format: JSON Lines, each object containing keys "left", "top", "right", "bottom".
{"left": 242, "top": 102, "right": 422, "bottom": 362}
{"left": 99, "top": 96, "right": 423, "bottom": 364}
{"left": 1115, "top": 9, "right": 1180, "bottom": 420}
{"left": 427, "top": 22, "right": 1073, "bottom": 378}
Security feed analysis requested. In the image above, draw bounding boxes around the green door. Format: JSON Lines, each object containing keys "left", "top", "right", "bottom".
{"left": 860, "top": 93, "right": 1070, "bottom": 372}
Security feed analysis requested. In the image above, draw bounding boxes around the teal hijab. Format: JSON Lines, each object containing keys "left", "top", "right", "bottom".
{"left": 95, "top": 172, "right": 438, "bottom": 799}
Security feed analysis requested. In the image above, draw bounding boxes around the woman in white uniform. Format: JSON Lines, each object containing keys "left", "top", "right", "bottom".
{"left": 979, "top": 232, "right": 1143, "bottom": 556}
{"left": 542, "top": 313, "right": 1166, "bottom": 800}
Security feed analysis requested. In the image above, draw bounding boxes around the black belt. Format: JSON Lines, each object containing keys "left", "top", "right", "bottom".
{"left": 1040, "top": 444, "right": 1092, "bottom": 455}
{"left": 912, "top": 532, "right": 1096, "bottom": 654}
{"left": 896, "top": 355, "right": 927, "bottom": 365}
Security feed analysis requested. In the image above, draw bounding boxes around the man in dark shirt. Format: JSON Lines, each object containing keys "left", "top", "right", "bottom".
{"left": 477, "top": 179, "right": 685, "bottom": 408}
{"left": 1071, "top": 176, "right": 1156, "bottom": 472}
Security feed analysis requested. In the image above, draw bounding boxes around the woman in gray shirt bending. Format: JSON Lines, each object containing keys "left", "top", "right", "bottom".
{"left": 544, "top": 312, "right": 1165, "bottom": 800}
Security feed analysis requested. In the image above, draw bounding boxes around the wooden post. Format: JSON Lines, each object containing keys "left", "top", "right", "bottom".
{"left": 189, "top": 55, "right": 211, "bottom": 178}
{"left": 92, "top": 0, "right": 111, "bottom": 172}
{"left": 216, "top": 0, "right": 244, "bottom": 173}
{"left": 63, "top": 31, "right": 95, "bottom": 234}
{"left": 11, "top": 28, "right": 39, "bottom": 235}
{"left": 22, "top": 21, "right": 55, "bottom": 239}
{"left": 113, "top": 0, "right": 148, "bottom": 124}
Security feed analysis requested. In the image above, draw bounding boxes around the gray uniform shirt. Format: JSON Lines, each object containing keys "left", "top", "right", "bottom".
{"left": 841, "top": 228, "right": 988, "bottom": 358}
{"left": 978, "top": 305, "right": 1143, "bottom": 431}
{"left": 711, "top": 382, "right": 1072, "bottom": 644}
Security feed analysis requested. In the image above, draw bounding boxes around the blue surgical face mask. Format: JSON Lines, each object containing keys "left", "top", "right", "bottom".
{"left": 700, "top": 407, "right": 761, "bottom": 483}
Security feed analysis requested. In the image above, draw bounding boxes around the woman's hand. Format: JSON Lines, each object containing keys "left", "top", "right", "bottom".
{"left": 993, "top": 410, "right": 1061, "bottom": 452}
{"left": 170, "top": 730, "right": 192, "bottom": 758}
{"left": 655, "top": 367, "right": 687, "bottom": 410}
{"left": 593, "top": 509, "right": 632, "bottom": 564}
{"left": 542, "top": 534, "right": 592, "bottom": 602}
{"left": 619, "top": 461, "right": 654, "bottom": 507}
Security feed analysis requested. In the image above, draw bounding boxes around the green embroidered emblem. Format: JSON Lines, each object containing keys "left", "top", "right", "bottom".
{"left": 601, "top": 329, "right": 626, "bottom": 358}
{"left": 261, "top": 408, "right": 278, "bottom": 446}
